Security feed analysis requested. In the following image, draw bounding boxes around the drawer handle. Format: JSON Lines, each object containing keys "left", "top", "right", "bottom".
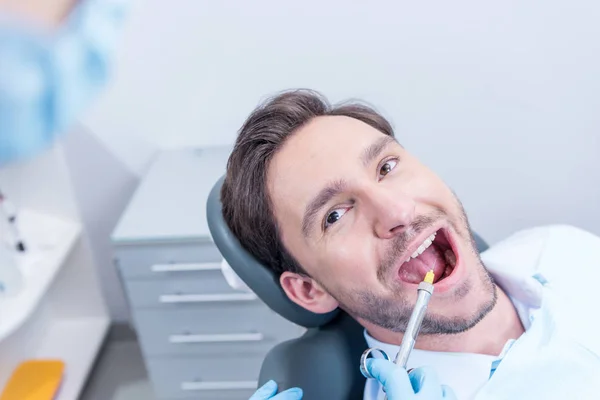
{"left": 151, "top": 262, "right": 221, "bottom": 272}
{"left": 181, "top": 380, "right": 258, "bottom": 391}
{"left": 159, "top": 293, "right": 257, "bottom": 303}
{"left": 169, "top": 332, "right": 264, "bottom": 343}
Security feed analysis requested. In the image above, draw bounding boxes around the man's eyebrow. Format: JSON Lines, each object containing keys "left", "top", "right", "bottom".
{"left": 301, "top": 179, "right": 347, "bottom": 239}
{"left": 361, "top": 135, "right": 396, "bottom": 168}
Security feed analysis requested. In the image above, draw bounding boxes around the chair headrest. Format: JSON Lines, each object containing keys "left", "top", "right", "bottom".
{"left": 207, "top": 175, "right": 491, "bottom": 328}
{"left": 207, "top": 175, "right": 338, "bottom": 328}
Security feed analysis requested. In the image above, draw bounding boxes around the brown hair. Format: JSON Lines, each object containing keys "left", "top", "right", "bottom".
{"left": 221, "top": 89, "right": 395, "bottom": 276}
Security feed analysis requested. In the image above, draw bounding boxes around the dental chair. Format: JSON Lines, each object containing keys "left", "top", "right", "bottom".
{"left": 207, "top": 175, "right": 490, "bottom": 400}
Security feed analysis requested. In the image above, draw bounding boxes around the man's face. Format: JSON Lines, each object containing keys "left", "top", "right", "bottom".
{"left": 267, "top": 116, "right": 497, "bottom": 339}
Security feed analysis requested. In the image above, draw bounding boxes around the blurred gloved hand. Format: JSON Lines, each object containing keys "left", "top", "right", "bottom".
{"left": 0, "top": 0, "right": 129, "bottom": 166}
{"left": 365, "top": 359, "right": 456, "bottom": 399}
{"left": 249, "top": 380, "right": 303, "bottom": 400}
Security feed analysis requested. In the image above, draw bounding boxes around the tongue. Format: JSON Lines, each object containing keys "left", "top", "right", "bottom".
{"left": 398, "top": 245, "right": 447, "bottom": 284}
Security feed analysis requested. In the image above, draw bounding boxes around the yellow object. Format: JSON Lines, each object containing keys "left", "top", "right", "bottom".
{"left": 0, "top": 360, "right": 64, "bottom": 400}
{"left": 423, "top": 270, "right": 435, "bottom": 284}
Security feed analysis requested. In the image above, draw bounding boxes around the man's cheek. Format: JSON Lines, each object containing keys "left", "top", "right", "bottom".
{"left": 330, "top": 243, "right": 355, "bottom": 266}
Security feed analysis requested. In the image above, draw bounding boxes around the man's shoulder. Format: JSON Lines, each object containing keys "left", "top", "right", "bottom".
{"left": 542, "top": 224, "right": 600, "bottom": 244}
{"left": 484, "top": 225, "right": 600, "bottom": 355}
{"left": 481, "top": 224, "right": 600, "bottom": 298}
{"left": 488, "top": 224, "right": 598, "bottom": 248}
{"left": 536, "top": 224, "right": 600, "bottom": 280}
{"left": 536, "top": 226, "right": 600, "bottom": 356}
{"left": 482, "top": 224, "right": 599, "bottom": 266}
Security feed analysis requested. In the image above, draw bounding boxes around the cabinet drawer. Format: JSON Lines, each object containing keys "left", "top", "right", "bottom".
{"left": 133, "top": 304, "right": 303, "bottom": 357}
{"left": 115, "top": 241, "right": 222, "bottom": 279}
{"left": 146, "top": 355, "right": 261, "bottom": 399}
{"left": 124, "top": 271, "right": 252, "bottom": 309}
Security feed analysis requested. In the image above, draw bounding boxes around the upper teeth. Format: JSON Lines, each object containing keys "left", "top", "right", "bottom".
{"left": 405, "top": 232, "right": 437, "bottom": 263}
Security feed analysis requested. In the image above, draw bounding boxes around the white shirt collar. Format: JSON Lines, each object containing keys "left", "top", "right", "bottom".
{"left": 364, "top": 331, "right": 515, "bottom": 399}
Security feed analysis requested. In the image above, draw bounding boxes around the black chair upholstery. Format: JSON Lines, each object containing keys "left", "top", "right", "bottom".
{"left": 207, "top": 175, "right": 490, "bottom": 399}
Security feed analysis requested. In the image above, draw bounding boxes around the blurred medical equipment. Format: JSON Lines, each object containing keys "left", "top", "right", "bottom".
{"left": 0, "top": 189, "right": 25, "bottom": 298}
{"left": 361, "top": 270, "right": 435, "bottom": 400}
{"left": 0, "top": 0, "right": 129, "bottom": 166}
{"left": 0, "top": 360, "right": 64, "bottom": 400}
{"left": 0, "top": 190, "right": 25, "bottom": 252}
{"left": 207, "top": 174, "right": 491, "bottom": 400}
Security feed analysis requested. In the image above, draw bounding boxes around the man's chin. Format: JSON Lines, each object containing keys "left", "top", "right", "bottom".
{"left": 421, "top": 284, "right": 498, "bottom": 335}
{"left": 421, "top": 238, "right": 499, "bottom": 335}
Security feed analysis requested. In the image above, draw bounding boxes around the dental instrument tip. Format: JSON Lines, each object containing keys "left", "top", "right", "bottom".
{"left": 424, "top": 270, "right": 435, "bottom": 284}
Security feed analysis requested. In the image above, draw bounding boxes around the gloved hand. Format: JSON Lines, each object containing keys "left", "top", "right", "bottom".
{"left": 0, "top": 0, "right": 129, "bottom": 166}
{"left": 249, "top": 380, "right": 303, "bottom": 400}
{"left": 365, "top": 359, "right": 456, "bottom": 399}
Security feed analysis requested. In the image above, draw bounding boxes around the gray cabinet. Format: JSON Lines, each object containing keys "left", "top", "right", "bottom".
{"left": 112, "top": 147, "right": 304, "bottom": 399}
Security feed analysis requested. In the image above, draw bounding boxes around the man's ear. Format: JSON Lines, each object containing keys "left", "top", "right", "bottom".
{"left": 279, "top": 271, "right": 338, "bottom": 314}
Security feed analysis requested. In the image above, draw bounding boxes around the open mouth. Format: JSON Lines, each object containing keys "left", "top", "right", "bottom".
{"left": 397, "top": 227, "right": 458, "bottom": 285}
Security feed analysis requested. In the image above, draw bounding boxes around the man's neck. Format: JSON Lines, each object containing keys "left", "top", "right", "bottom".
{"left": 366, "top": 285, "right": 525, "bottom": 356}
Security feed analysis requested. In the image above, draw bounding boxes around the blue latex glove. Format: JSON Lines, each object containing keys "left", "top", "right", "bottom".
{"left": 365, "top": 359, "right": 456, "bottom": 399}
{"left": 249, "top": 380, "right": 303, "bottom": 400}
{"left": 0, "top": 0, "right": 129, "bottom": 166}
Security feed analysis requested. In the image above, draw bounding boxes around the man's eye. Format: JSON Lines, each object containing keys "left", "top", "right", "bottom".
{"left": 324, "top": 207, "right": 348, "bottom": 230}
{"left": 379, "top": 159, "right": 398, "bottom": 178}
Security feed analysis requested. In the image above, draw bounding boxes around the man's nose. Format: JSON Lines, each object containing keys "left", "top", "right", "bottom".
{"left": 368, "top": 188, "right": 416, "bottom": 239}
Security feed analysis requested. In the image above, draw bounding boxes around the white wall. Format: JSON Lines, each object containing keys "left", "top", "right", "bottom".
{"left": 80, "top": 0, "right": 600, "bottom": 319}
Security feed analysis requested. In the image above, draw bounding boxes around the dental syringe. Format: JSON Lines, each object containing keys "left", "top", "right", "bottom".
{"left": 360, "top": 269, "right": 436, "bottom": 396}
{"left": 381, "top": 271, "right": 435, "bottom": 400}
{"left": 393, "top": 269, "right": 435, "bottom": 368}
